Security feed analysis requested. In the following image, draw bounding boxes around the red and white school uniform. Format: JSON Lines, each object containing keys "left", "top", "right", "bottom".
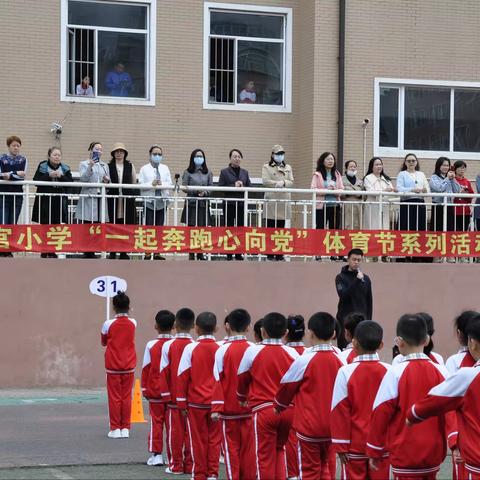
{"left": 141, "top": 334, "right": 173, "bottom": 455}
{"left": 331, "top": 353, "right": 390, "bottom": 480}
{"left": 284, "top": 341, "right": 306, "bottom": 479}
{"left": 212, "top": 336, "right": 255, "bottom": 480}
{"left": 159, "top": 333, "right": 194, "bottom": 474}
{"left": 237, "top": 339, "right": 299, "bottom": 480}
{"left": 408, "top": 360, "right": 480, "bottom": 480}
{"left": 392, "top": 351, "right": 444, "bottom": 367}
{"left": 177, "top": 335, "right": 221, "bottom": 480}
{"left": 275, "top": 344, "right": 343, "bottom": 480}
{"left": 101, "top": 314, "right": 137, "bottom": 431}
{"left": 366, "top": 353, "right": 457, "bottom": 480}
{"left": 338, "top": 343, "right": 358, "bottom": 365}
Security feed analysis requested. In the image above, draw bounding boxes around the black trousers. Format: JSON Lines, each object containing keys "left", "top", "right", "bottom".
{"left": 430, "top": 204, "right": 455, "bottom": 232}
{"left": 316, "top": 205, "right": 342, "bottom": 229}
{"left": 399, "top": 198, "right": 426, "bottom": 231}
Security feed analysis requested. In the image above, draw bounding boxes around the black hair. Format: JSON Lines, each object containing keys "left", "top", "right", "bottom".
{"left": 149, "top": 144, "right": 163, "bottom": 155}
{"left": 396, "top": 314, "right": 427, "bottom": 347}
{"left": 344, "top": 160, "right": 357, "bottom": 172}
{"left": 316, "top": 152, "right": 340, "bottom": 181}
{"left": 347, "top": 248, "right": 364, "bottom": 258}
{"left": 308, "top": 312, "right": 336, "bottom": 341}
{"left": 455, "top": 310, "right": 479, "bottom": 346}
{"left": 196, "top": 311, "right": 217, "bottom": 334}
{"left": 225, "top": 309, "right": 251, "bottom": 333}
{"left": 401, "top": 153, "right": 420, "bottom": 172}
{"left": 434, "top": 157, "right": 451, "bottom": 177}
{"left": 344, "top": 312, "right": 366, "bottom": 337}
{"left": 88, "top": 141, "right": 102, "bottom": 152}
{"left": 112, "top": 291, "right": 130, "bottom": 313}
{"left": 286, "top": 315, "right": 305, "bottom": 342}
{"left": 187, "top": 148, "right": 208, "bottom": 174}
{"left": 175, "top": 307, "right": 195, "bottom": 330}
{"left": 466, "top": 317, "right": 480, "bottom": 343}
{"left": 155, "top": 310, "right": 175, "bottom": 332}
{"left": 229, "top": 149, "right": 243, "bottom": 159}
{"left": 262, "top": 312, "right": 287, "bottom": 339}
{"left": 354, "top": 320, "right": 383, "bottom": 352}
{"left": 253, "top": 319, "right": 263, "bottom": 342}
{"left": 417, "top": 312, "right": 434, "bottom": 356}
{"left": 48, "top": 146, "right": 62, "bottom": 158}
{"left": 453, "top": 160, "right": 467, "bottom": 171}
{"left": 365, "top": 157, "right": 391, "bottom": 182}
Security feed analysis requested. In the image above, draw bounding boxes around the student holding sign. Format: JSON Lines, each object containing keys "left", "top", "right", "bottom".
{"left": 101, "top": 292, "right": 137, "bottom": 439}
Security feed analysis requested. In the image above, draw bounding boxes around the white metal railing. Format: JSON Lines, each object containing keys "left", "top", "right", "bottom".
{"left": 0, "top": 180, "right": 479, "bottom": 259}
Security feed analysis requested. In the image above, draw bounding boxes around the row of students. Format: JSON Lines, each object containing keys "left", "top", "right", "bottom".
{"left": 100, "top": 295, "right": 480, "bottom": 479}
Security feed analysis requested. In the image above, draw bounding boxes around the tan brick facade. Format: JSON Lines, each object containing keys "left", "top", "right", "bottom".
{"left": 0, "top": 0, "right": 479, "bottom": 186}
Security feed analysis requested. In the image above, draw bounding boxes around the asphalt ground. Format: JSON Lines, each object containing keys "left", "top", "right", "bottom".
{"left": 0, "top": 389, "right": 453, "bottom": 479}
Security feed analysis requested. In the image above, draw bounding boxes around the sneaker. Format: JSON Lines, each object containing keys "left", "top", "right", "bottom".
{"left": 147, "top": 455, "right": 156, "bottom": 466}
{"left": 121, "top": 428, "right": 129, "bottom": 438}
{"left": 165, "top": 467, "right": 183, "bottom": 475}
{"left": 107, "top": 429, "right": 122, "bottom": 439}
{"left": 151, "top": 454, "right": 164, "bottom": 466}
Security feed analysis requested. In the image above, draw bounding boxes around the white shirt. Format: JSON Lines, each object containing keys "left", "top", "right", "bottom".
{"left": 138, "top": 162, "right": 173, "bottom": 209}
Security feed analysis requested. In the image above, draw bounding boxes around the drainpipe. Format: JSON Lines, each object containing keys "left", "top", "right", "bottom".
{"left": 338, "top": 0, "right": 346, "bottom": 163}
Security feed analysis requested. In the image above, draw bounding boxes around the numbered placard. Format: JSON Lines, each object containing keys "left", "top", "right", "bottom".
{"left": 89, "top": 276, "right": 127, "bottom": 298}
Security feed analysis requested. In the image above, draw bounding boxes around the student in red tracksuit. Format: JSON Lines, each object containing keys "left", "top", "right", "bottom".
{"left": 284, "top": 315, "right": 306, "bottom": 480}
{"left": 159, "top": 307, "right": 195, "bottom": 475}
{"left": 338, "top": 312, "right": 366, "bottom": 365}
{"left": 331, "top": 320, "right": 390, "bottom": 480}
{"left": 407, "top": 318, "right": 480, "bottom": 480}
{"left": 101, "top": 291, "right": 137, "bottom": 439}
{"left": 275, "top": 312, "right": 343, "bottom": 480}
{"left": 367, "top": 314, "right": 458, "bottom": 480}
{"left": 141, "top": 309, "right": 175, "bottom": 466}
{"left": 237, "top": 312, "right": 299, "bottom": 480}
{"left": 446, "top": 310, "right": 478, "bottom": 375}
{"left": 177, "top": 312, "right": 221, "bottom": 480}
{"left": 211, "top": 309, "right": 256, "bottom": 480}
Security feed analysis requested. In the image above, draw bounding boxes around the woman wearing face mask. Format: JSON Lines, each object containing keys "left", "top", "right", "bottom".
{"left": 107, "top": 143, "right": 138, "bottom": 260}
{"left": 76, "top": 141, "right": 111, "bottom": 258}
{"left": 32, "top": 146, "right": 73, "bottom": 258}
{"left": 429, "top": 157, "right": 459, "bottom": 233}
{"left": 138, "top": 145, "right": 173, "bottom": 260}
{"left": 453, "top": 160, "right": 474, "bottom": 232}
{"left": 311, "top": 152, "right": 344, "bottom": 230}
{"left": 181, "top": 148, "right": 213, "bottom": 260}
{"left": 218, "top": 149, "right": 251, "bottom": 260}
{"left": 363, "top": 157, "right": 394, "bottom": 230}
{"left": 342, "top": 160, "right": 363, "bottom": 230}
{"left": 262, "top": 145, "right": 294, "bottom": 261}
{"left": 396, "top": 153, "right": 429, "bottom": 232}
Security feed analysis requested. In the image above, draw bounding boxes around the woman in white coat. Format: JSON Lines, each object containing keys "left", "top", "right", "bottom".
{"left": 363, "top": 157, "right": 395, "bottom": 230}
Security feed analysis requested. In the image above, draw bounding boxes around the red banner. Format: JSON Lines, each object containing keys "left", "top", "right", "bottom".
{"left": 0, "top": 224, "right": 478, "bottom": 257}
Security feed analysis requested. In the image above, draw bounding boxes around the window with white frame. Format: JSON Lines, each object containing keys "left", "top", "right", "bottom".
{"left": 375, "top": 78, "right": 480, "bottom": 158}
{"left": 204, "top": 3, "right": 292, "bottom": 112}
{"left": 61, "top": 0, "right": 156, "bottom": 105}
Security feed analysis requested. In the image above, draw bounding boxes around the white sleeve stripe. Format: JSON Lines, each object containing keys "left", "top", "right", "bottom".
{"left": 366, "top": 442, "right": 384, "bottom": 451}
{"left": 331, "top": 363, "right": 359, "bottom": 410}
{"left": 238, "top": 345, "right": 263, "bottom": 375}
{"left": 274, "top": 399, "right": 290, "bottom": 409}
{"left": 211, "top": 401, "right": 224, "bottom": 404}
{"left": 280, "top": 353, "right": 313, "bottom": 384}
{"left": 331, "top": 439, "right": 351, "bottom": 444}
{"left": 372, "top": 363, "right": 406, "bottom": 410}
{"left": 282, "top": 345, "right": 300, "bottom": 360}
{"left": 213, "top": 343, "right": 231, "bottom": 381}
{"left": 178, "top": 342, "right": 198, "bottom": 376}
{"left": 410, "top": 404, "right": 425, "bottom": 421}
{"left": 176, "top": 397, "right": 187, "bottom": 401}
{"left": 428, "top": 367, "right": 479, "bottom": 398}
{"left": 448, "top": 431, "right": 459, "bottom": 439}
{"left": 101, "top": 319, "right": 115, "bottom": 335}
{"left": 142, "top": 346, "right": 152, "bottom": 368}
{"left": 160, "top": 339, "right": 174, "bottom": 372}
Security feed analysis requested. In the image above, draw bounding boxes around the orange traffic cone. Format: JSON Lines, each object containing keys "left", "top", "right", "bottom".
{"left": 130, "top": 378, "right": 147, "bottom": 423}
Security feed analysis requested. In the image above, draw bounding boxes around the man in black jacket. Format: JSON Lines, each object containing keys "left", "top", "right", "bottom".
{"left": 335, "top": 248, "right": 373, "bottom": 349}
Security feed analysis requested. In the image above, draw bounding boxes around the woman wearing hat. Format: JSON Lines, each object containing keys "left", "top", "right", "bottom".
{"left": 107, "top": 143, "right": 138, "bottom": 259}
{"left": 262, "top": 144, "right": 294, "bottom": 260}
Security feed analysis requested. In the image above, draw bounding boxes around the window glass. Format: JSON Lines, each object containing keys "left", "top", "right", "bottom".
{"left": 454, "top": 90, "right": 480, "bottom": 152}
{"left": 379, "top": 87, "right": 399, "bottom": 147}
{"left": 210, "top": 11, "right": 283, "bottom": 39}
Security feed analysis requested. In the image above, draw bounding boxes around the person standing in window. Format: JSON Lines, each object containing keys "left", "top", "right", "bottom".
{"left": 429, "top": 157, "right": 459, "bottom": 232}
{"left": 138, "top": 145, "right": 173, "bottom": 260}
{"left": 105, "top": 62, "right": 132, "bottom": 97}
{"left": 311, "top": 152, "right": 344, "bottom": 230}
{"left": 181, "top": 149, "right": 213, "bottom": 261}
{"left": 76, "top": 142, "right": 110, "bottom": 258}
{"left": 76, "top": 76, "right": 94, "bottom": 96}
{"left": 218, "top": 149, "right": 251, "bottom": 261}
{"left": 396, "top": 153, "right": 429, "bottom": 232}
{"left": 0, "top": 136, "right": 27, "bottom": 232}
{"left": 32, "top": 147, "right": 73, "bottom": 258}
{"left": 107, "top": 143, "right": 138, "bottom": 260}
{"left": 453, "top": 160, "right": 474, "bottom": 232}
{"left": 363, "top": 157, "right": 394, "bottom": 230}
{"left": 263, "top": 145, "right": 294, "bottom": 261}
{"left": 239, "top": 81, "right": 257, "bottom": 104}
{"left": 341, "top": 160, "right": 363, "bottom": 230}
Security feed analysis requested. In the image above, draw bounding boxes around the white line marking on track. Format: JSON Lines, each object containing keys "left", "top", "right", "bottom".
{"left": 45, "top": 468, "right": 74, "bottom": 479}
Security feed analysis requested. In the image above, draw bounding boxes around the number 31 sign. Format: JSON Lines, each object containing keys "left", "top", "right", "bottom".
{"left": 89, "top": 276, "right": 127, "bottom": 298}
